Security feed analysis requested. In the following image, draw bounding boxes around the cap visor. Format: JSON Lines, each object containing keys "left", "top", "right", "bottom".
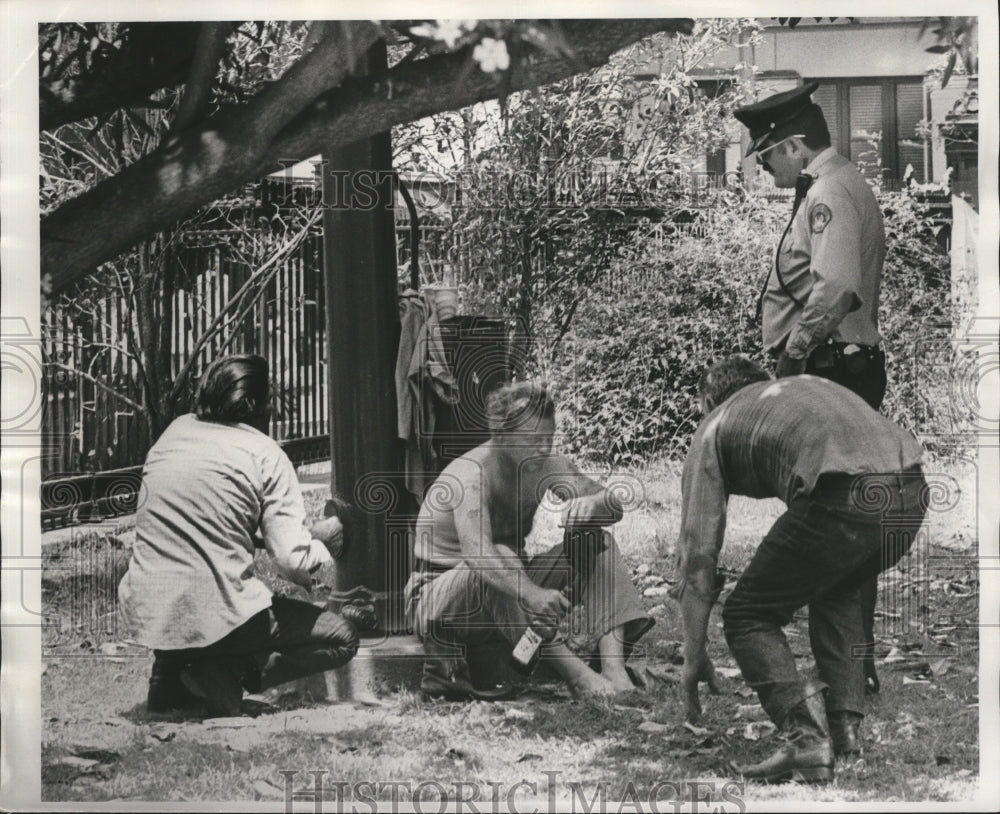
{"left": 745, "top": 132, "right": 771, "bottom": 157}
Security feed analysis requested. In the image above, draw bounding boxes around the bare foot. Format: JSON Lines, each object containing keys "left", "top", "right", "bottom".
{"left": 568, "top": 674, "right": 618, "bottom": 698}
{"left": 601, "top": 665, "right": 638, "bottom": 692}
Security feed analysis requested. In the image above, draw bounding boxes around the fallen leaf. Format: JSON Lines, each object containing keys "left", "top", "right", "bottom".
{"left": 638, "top": 721, "right": 671, "bottom": 734}
{"left": 743, "top": 721, "right": 776, "bottom": 741}
{"left": 148, "top": 723, "right": 179, "bottom": 742}
{"left": 683, "top": 721, "right": 712, "bottom": 737}
{"left": 929, "top": 658, "right": 952, "bottom": 677}
{"left": 50, "top": 756, "right": 99, "bottom": 771}
{"left": 903, "top": 675, "right": 931, "bottom": 685}
{"left": 325, "top": 737, "right": 358, "bottom": 753}
{"left": 516, "top": 753, "right": 543, "bottom": 763}
{"left": 252, "top": 779, "right": 283, "bottom": 799}
{"left": 643, "top": 665, "right": 679, "bottom": 685}
{"left": 202, "top": 717, "right": 255, "bottom": 728}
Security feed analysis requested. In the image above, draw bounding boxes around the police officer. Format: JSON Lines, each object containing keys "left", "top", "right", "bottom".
{"left": 734, "top": 82, "right": 888, "bottom": 694}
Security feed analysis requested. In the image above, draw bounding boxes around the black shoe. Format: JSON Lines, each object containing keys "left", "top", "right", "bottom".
{"left": 420, "top": 672, "right": 517, "bottom": 702}
{"left": 180, "top": 657, "right": 252, "bottom": 718}
{"left": 733, "top": 682, "right": 834, "bottom": 784}
{"left": 340, "top": 602, "right": 378, "bottom": 634}
{"left": 147, "top": 653, "right": 203, "bottom": 713}
{"left": 829, "top": 712, "right": 863, "bottom": 756}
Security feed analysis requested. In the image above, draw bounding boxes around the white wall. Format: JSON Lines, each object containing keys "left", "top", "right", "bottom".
{"left": 749, "top": 20, "right": 940, "bottom": 78}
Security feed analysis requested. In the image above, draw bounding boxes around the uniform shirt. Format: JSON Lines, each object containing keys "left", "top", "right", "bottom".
{"left": 762, "top": 147, "right": 885, "bottom": 357}
{"left": 676, "top": 377, "right": 922, "bottom": 587}
{"left": 118, "top": 414, "right": 331, "bottom": 649}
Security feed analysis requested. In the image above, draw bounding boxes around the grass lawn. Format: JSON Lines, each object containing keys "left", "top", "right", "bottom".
{"left": 40, "top": 459, "right": 981, "bottom": 805}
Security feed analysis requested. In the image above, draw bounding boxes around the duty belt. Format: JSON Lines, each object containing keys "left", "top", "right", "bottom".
{"left": 808, "top": 341, "right": 883, "bottom": 372}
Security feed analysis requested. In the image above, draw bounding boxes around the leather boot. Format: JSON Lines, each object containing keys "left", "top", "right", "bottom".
{"left": 147, "top": 651, "right": 202, "bottom": 713}
{"left": 734, "top": 682, "right": 834, "bottom": 784}
{"left": 180, "top": 655, "right": 255, "bottom": 718}
{"left": 829, "top": 711, "right": 863, "bottom": 755}
{"left": 420, "top": 638, "right": 515, "bottom": 702}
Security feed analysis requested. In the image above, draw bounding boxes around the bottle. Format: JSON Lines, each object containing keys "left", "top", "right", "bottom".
{"left": 510, "top": 526, "right": 604, "bottom": 675}
{"left": 510, "top": 578, "right": 576, "bottom": 676}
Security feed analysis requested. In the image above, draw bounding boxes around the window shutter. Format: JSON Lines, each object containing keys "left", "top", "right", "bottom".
{"left": 849, "top": 85, "right": 883, "bottom": 179}
{"left": 896, "top": 82, "right": 927, "bottom": 182}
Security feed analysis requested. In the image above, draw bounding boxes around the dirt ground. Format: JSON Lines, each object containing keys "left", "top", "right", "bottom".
{"left": 39, "top": 460, "right": 982, "bottom": 805}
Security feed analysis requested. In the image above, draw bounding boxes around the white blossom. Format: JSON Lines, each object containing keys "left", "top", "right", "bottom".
{"left": 472, "top": 37, "right": 510, "bottom": 73}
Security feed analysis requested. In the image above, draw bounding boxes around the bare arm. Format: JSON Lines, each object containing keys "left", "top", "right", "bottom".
{"left": 543, "top": 454, "right": 624, "bottom": 526}
{"left": 452, "top": 459, "right": 570, "bottom": 621}
{"left": 670, "top": 416, "right": 729, "bottom": 720}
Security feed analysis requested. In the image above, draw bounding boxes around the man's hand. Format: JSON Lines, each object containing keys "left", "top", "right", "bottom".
{"left": 522, "top": 583, "right": 572, "bottom": 638}
{"left": 682, "top": 647, "right": 723, "bottom": 723}
{"left": 310, "top": 515, "right": 345, "bottom": 559}
{"left": 276, "top": 562, "right": 315, "bottom": 592}
{"left": 563, "top": 491, "right": 623, "bottom": 527}
{"left": 775, "top": 351, "right": 807, "bottom": 378}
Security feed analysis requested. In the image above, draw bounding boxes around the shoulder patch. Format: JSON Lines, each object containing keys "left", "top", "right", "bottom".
{"left": 809, "top": 203, "right": 832, "bottom": 234}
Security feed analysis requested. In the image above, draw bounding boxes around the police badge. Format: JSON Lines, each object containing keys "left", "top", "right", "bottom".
{"left": 809, "top": 203, "right": 832, "bottom": 234}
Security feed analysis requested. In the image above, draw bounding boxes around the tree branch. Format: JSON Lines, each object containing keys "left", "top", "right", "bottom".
{"left": 40, "top": 23, "right": 203, "bottom": 131}
{"left": 170, "top": 22, "right": 233, "bottom": 134}
{"left": 41, "top": 19, "right": 692, "bottom": 292}
{"left": 49, "top": 362, "right": 146, "bottom": 414}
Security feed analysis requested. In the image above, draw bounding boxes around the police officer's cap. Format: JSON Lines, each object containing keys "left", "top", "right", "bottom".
{"left": 733, "top": 81, "right": 821, "bottom": 156}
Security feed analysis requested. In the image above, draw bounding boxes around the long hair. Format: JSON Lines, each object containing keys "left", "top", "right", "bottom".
{"left": 194, "top": 355, "right": 270, "bottom": 424}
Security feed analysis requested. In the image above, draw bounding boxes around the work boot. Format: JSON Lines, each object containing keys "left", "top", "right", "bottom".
{"left": 734, "top": 682, "right": 834, "bottom": 784}
{"left": 420, "top": 638, "right": 516, "bottom": 702}
{"left": 829, "top": 711, "right": 863, "bottom": 756}
{"left": 147, "top": 652, "right": 202, "bottom": 713}
{"left": 180, "top": 655, "right": 255, "bottom": 718}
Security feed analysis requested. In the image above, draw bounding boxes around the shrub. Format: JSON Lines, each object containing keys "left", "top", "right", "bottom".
{"left": 549, "top": 185, "right": 964, "bottom": 465}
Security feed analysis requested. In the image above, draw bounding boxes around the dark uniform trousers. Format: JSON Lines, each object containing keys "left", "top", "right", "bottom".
{"left": 804, "top": 340, "right": 888, "bottom": 687}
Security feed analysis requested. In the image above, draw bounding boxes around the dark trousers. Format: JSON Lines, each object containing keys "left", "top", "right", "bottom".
{"left": 722, "top": 467, "right": 926, "bottom": 723}
{"left": 806, "top": 343, "right": 888, "bottom": 682}
{"left": 156, "top": 596, "right": 359, "bottom": 693}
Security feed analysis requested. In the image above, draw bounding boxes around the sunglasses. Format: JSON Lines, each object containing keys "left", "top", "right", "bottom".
{"left": 755, "top": 134, "right": 805, "bottom": 170}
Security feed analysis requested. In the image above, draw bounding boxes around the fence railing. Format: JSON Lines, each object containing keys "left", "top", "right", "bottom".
{"left": 41, "top": 173, "right": 958, "bottom": 483}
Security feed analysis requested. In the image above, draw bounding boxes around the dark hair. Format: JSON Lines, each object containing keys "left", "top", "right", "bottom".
{"left": 485, "top": 381, "right": 555, "bottom": 438}
{"left": 194, "top": 355, "right": 270, "bottom": 424}
{"left": 772, "top": 103, "right": 831, "bottom": 151}
{"left": 698, "top": 356, "right": 770, "bottom": 408}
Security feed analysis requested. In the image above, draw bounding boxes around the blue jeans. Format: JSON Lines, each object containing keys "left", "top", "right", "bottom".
{"left": 722, "top": 466, "right": 926, "bottom": 723}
